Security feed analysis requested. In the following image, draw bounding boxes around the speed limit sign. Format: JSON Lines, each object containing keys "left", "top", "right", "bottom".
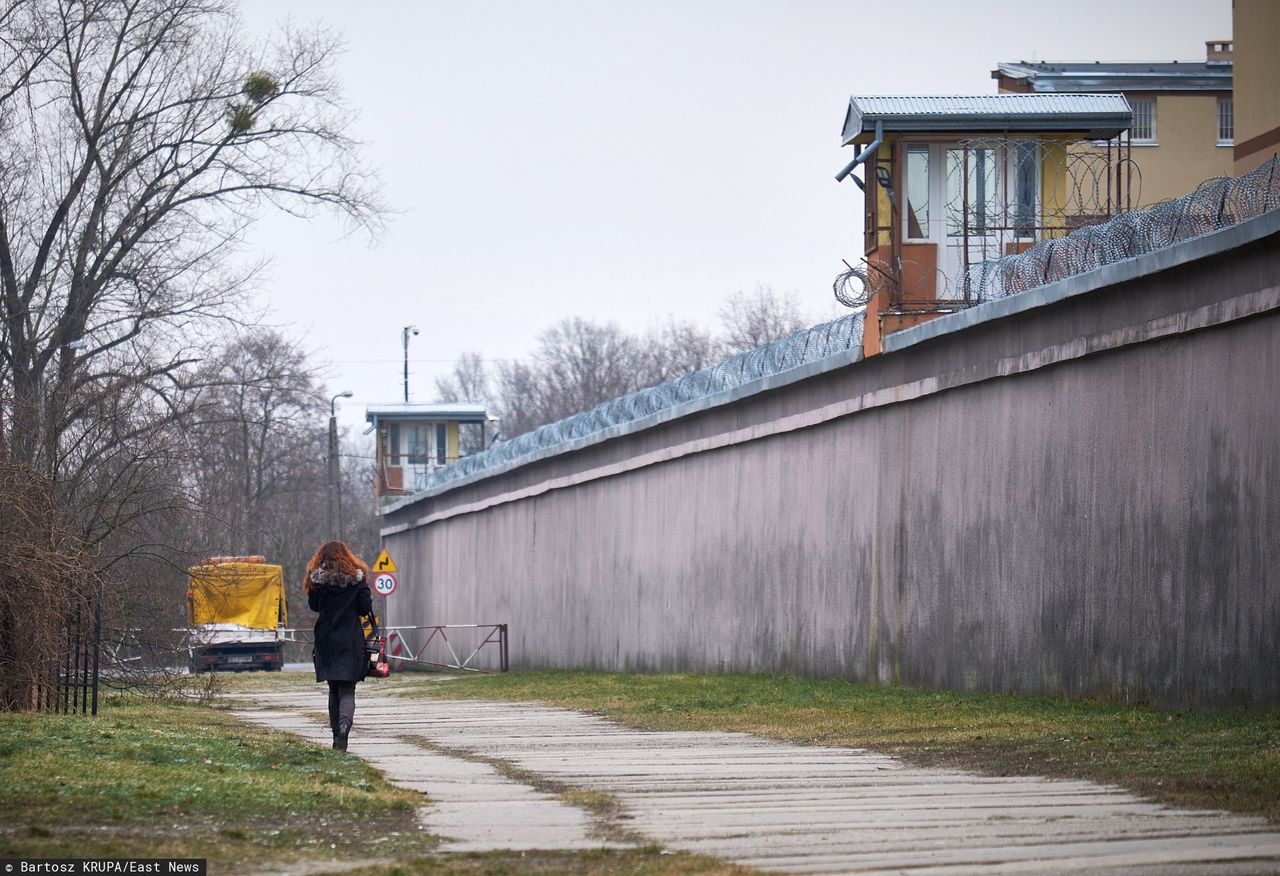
{"left": 373, "top": 572, "right": 398, "bottom": 597}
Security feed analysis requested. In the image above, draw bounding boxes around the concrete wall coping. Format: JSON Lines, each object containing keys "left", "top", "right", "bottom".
{"left": 381, "top": 342, "right": 865, "bottom": 513}
{"left": 384, "top": 206, "right": 1280, "bottom": 516}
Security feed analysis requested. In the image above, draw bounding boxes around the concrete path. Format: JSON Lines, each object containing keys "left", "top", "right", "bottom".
{"left": 231, "top": 691, "right": 1280, "bottom": 874}
{"left": 231, "top": 692, "right": 617, "bottom": 853}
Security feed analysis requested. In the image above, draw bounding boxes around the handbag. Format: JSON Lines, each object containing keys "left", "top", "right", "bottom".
{"left": 364, "top": 612, "right": 390, "bottom": 678}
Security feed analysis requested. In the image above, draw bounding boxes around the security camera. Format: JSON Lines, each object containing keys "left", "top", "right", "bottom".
{"left": 411, "top": 327, "right": 420, "bottom": 336}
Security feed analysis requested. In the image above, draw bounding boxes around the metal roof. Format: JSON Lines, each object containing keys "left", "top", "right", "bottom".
{"left": 841, "top": 94, "right": 1132, "bottom": 144}
{"left": 994, "top": 61, "right": 1232, "bottom": 93}
{"left": 365, "top": 403, "right": 489, "bottom": 423}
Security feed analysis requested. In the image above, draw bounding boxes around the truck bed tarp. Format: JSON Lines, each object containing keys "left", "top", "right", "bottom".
{"left": 188, "top": 563, "right": 287, "bottom": 630}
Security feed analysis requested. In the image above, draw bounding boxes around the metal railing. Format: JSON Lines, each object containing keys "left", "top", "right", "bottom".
{"left": 279, "top": 623, "right": 510, "bottom": 674}
{"left": 385, "top": 624, "right": 509, "bottom": 674}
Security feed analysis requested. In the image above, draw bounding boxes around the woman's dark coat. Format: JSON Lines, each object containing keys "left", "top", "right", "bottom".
{"left": 308, "top": 569, "right": 373, "bottom": 683}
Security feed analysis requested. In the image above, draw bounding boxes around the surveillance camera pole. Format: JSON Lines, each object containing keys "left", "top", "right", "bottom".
{"left": 328, "top": 390, "right": 353, "bottom": 539}
{"left": 402, "top": 325, "right": 419, "bottom": 404}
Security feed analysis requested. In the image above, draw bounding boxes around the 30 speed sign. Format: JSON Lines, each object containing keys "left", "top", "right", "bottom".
{"left": 373, "top": 572, "right": 398, "bottom": 597}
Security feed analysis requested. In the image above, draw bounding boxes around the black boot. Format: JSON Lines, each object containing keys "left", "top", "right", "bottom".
{"left": 333, "top": 719, "right": 351, "bottom": 751}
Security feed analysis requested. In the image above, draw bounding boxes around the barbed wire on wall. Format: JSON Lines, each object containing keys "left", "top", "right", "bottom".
{"left": 409, "top": 311, "right": 867, "bottom": 497}
{"left": 834, "top": 137, "right": 1146, "bottom": 306}
{"left": 410, "top": 158, "right": 1279, "bottom": 502}
{"left": 966, "top": 155, "right": 1280, "bottom": 303}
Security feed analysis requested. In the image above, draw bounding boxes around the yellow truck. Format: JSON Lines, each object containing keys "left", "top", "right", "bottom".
{"left": 187, "top": 556, "right": 287, "bottom": 672}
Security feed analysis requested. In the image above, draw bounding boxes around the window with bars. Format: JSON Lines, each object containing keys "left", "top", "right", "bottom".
{"left": 1130, "top": 98, "right": 1156, "bottom": 143}
{"left": 1218, "top": 98, "right": 1234, "bottom": 145}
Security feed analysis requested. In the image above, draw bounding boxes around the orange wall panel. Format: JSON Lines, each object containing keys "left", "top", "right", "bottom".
{"left": 900, "top": 243, "right": 939, "bottom": 302}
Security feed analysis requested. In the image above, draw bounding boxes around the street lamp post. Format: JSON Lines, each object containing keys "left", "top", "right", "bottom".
{"left": 328, "top": 390, "right": 353, "bottom": 540}
{"left": 402, "top": 325, "right": 419, "bottom": 403}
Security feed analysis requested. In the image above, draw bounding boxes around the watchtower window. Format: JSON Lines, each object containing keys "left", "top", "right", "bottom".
{"left": 905, "top": 145, "right": 930, "bottom": 240}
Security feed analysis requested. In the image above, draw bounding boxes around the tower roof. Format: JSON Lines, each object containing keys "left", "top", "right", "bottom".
{"left": 842, "top": 93, "right": 1133, "bottom": 145}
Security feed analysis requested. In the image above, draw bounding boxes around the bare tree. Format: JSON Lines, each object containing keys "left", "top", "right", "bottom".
{"left": 718, "top": 285, "right": 809, "bottom": 353}
{"left": 535, "top": 318, "right": 643, "bottom": 418}
{"left": 0, "top": 0, "right": 379, "bottom": 526}
{"left": 490, "top": 359, "right": 541, "bottom": 441}
{"left": 639, "top": 317, "right": 723, "bottom": 385}
{"left": 188, "top": 329, "right": 326, "bottom": 557}
{"left": 490, "top": 318, "right": 646, "bottom": 438}
{"left": 433, "top": 352, "right": 492, "bottom": 455}
{"left": 0, "top": 455, "right": 97, "bottom": 711}
{"left": 434, "top": 351, "right": 490, "bottom": 404}
{"left": 440, "top": 288, "right": 817, "bottom": 446}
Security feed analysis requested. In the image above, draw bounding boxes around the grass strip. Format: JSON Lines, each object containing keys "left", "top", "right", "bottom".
{"left": 0, "top": 683, "right": 760, "bottom": 874}
{"left": 398, "top": 669, "right": 1280, "bottom": 821}
{"left": 328, "top": 847, "right": 755, "bottom": 875}
{"left": 0, "top": 692, "right": 432, "bottom": 866}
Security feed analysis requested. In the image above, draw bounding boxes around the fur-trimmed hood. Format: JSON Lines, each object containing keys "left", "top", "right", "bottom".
{"left": 308, "top": 567, "right": 365, "bottom": 589}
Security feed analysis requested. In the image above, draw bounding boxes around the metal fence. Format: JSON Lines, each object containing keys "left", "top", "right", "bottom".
{"left": 33, "top": 599, "right": 100, "bottom": 715}
{"left": 966, "top": 155, "right": 1280, "bottom": 302}
{"left": 413, "top": 311, "right": 866, "bottom": 494}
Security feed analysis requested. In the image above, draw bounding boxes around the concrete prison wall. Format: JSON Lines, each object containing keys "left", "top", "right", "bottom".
{"left": 381, "top": 211, "right": 1280, "bottom": 709}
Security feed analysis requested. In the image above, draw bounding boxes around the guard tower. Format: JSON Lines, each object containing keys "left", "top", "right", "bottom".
{"left": 366, "top": 403, "right": 489, "bottom": 510}
{"left": 835, "top": 94, "right": 1133, "bottom": 354}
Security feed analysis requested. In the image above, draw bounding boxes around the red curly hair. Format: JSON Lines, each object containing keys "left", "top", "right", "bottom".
{"left": 302, "top": 540, "right": 369, "bottom": 594}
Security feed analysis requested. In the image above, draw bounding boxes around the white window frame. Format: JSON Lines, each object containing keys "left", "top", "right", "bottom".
{"left": 1129, "top": 98, "right": 1156, "bottom": 145}
{"left": 903, "top": 143, "right": 935, "bottom": 242}
{"left": 1217, "top": 97, "right": 1234, "bottom": 146}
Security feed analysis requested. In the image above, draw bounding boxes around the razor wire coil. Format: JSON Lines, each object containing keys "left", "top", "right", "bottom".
{"left": 966, "top": 155, "right": 1280, "bottom": 303}
{"left": 409, "top": 310, "right": 867, "bottom": 496}
{"left": 406, "top": 157, "right": 1279, "bottom": 500}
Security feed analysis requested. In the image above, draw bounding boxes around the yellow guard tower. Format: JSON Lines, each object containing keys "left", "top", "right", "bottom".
{"left": 365, "top": 403, "right": 488, "bottom": 510}
{"left": 835, "top": 94, "right": 1132, "bottom": 354}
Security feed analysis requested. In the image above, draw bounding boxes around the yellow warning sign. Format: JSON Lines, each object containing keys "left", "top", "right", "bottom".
{"left": 371, "top": 549, "right": 397, "bottom": 574}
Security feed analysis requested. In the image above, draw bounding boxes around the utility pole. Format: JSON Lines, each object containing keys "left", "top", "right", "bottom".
{"left": 402, "top": 325, "right": 419, "bottom": 403}
{"left": 328, "top": 390, "right": 353, "bottom": 539}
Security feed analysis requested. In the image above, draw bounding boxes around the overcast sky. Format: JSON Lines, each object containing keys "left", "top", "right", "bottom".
{"left": 238, "top": 0, "right": 1231, "bottom": 430}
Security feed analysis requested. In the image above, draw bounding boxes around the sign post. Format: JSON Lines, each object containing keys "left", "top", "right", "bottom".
{"left": 371, "top": 548, "right": 398, "bottom": 631}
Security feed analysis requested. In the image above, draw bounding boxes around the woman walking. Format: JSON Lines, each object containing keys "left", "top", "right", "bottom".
{"left": 305, "top": 540, "right": 373, "bottom": 750}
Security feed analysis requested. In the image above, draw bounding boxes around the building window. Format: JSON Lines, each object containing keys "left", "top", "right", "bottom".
{"left": 1130, "top": 98, "right": 1156, "bottom": 144}
{"left": 905, "top": 144, "right": 930, "bottom": 239}
{"left": 1013, "top": 140, "right": 1039, "bottom": 238}
{"left": 1218, "top": 98, "right": 1234, "bottom": 145}
{"left": 945, "top": 146, "right": 998, "bottom": 236}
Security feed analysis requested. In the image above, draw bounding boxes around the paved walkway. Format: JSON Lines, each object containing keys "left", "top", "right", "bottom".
{"left": 232, "top": 690, "right": 1280, "bottom": 875}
